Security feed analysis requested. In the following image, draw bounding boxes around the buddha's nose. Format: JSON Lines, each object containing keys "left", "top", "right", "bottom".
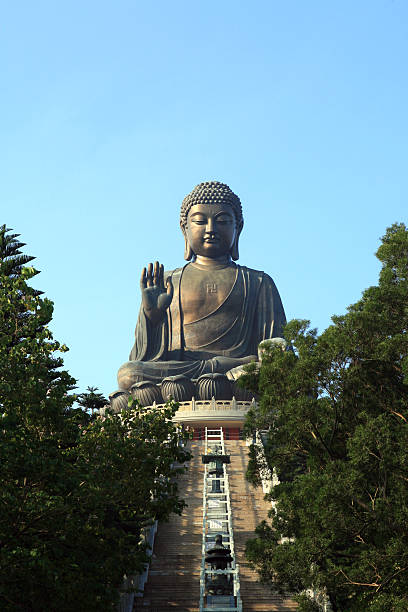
{"left": 206, "top": 218, "right": 215, "bottom": 233}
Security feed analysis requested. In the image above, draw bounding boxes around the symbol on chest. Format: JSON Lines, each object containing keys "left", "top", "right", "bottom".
{"left": 206, "top": 283, "right": 218, "bottom": 294}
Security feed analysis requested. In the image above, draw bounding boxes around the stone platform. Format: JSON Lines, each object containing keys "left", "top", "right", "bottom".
{"left": 153, "top": 397, "right": 255, "bottom": 429}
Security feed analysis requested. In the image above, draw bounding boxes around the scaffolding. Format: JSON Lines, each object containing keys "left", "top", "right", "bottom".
{"left": 199, "top": 427, "right": 242, "bottom": 612}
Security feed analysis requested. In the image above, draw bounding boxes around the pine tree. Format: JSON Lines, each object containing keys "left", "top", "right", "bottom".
{"left": 0, "top": 226, "right": 190, "bottom": 611}
{"left": 243, "top": 223, "right": 408, "bottom": 612}
{"left": 77, "top": 386, "right": 108, "bottom": 415}
{"left": 0, "top": 224, "right": 37, "bottom": 277}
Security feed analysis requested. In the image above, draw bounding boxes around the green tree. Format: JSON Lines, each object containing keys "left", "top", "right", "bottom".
{"left": 243, "top": 223, "right": 408, "bottom": 612}
{"left": 0, "top": 227, "right": 190, "bottom": 611}
{"left": 0, "top": 224, "right": 36, "bottom": 277}
{"left": 76, "top": 385, "right": 108, "bottom": 415}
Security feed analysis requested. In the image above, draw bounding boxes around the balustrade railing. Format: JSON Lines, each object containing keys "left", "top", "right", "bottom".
{"left": 199, "top": 427, "right": 242, "bottom": 612}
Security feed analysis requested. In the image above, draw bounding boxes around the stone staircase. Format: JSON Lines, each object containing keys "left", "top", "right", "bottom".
{"left": 134, "top": 441, "right": 203, "bottom": 612}
{"left": 134, "top": 439, "right": 297, "bottom": 612}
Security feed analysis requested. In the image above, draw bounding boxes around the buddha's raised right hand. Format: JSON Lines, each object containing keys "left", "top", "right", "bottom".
{"left": 140, "top": 261, "right": 173, "bottom": 324}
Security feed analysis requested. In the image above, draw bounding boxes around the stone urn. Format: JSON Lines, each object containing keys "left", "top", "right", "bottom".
{"left": 161, "top": 375, "right": 196, "bottom": 402}
{"left": 109, "top": 390, "right": 130, "bottom": 413}
{"left": 196, "top": 373, "right": 232, "bottom": 400}
{"left": 130, "top": 381, "right": 162, "bottom": 407}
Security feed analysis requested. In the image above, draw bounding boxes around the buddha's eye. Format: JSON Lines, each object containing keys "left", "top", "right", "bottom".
{"left": 191, "top": 215, "right": 207, "bottom": 224}
{"left": 217, "top": 215, "right": 233, "bottom": 224}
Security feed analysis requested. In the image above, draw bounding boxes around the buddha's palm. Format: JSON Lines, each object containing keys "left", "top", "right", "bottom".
{"left": 140, "top": 261, "right": 173, "bottom": 324}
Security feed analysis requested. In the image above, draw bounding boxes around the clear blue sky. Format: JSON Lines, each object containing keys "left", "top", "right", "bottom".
{"left": 1, "top": 1, "right": 407, "bottom": 398}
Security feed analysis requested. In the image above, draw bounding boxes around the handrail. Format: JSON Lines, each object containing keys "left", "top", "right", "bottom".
{"left": 199, "top": 427, "right": 242, "bottom": 612}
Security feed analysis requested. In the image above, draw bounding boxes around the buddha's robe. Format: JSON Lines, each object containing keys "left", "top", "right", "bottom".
{"left": 117, "top": 263, "right": 286, "bottom": 388}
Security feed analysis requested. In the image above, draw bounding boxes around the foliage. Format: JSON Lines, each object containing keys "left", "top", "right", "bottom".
{"left": 0, "top": 226, "right": 190, "bottom": 611}
{"left": 245, "top": 442, "right": 262, "bottom": 487}
{"left": 76, "top": 385, "right": 108, "bottom": 415}
{"left": 243, "top": 223, "right": 408, "bottom": 612}
{"left": 0, "top": 224, "right": 36, "bottom": 277}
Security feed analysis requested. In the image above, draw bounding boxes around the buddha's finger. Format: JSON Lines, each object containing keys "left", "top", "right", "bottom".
{"left": 159, "top": 264, "right": 164, "bottom": 288}
{"left": 153, "top": 261, "right": 160, "bottom": 285}
{"left": 140, "top": 267, "right": 147, "bottom": 289}
{"left": 166, "top": 277, "right": 174, "bottom": 301}
{"left": 147, "top": 262, "right": 153, "bottom": 287}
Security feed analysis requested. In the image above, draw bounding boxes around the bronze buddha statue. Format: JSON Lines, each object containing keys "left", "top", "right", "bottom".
{"left": 117, "top": 181, "right": 286, "bottom": 390}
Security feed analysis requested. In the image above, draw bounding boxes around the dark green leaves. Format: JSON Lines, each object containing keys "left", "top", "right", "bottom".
{"left": 243, "top": 223, "right": 408, "bottom": 611}
{"left": 0, "top": 226, "right": 190, "bottom": 611}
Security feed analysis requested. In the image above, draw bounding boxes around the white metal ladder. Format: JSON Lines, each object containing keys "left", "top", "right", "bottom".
{"left": 199, "top": 427, "right": 242, "bottom": 612}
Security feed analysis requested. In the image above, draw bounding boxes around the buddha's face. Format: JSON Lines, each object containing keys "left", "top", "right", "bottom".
{"left": 184, "top": 203, "right": 237, "bottom": 259}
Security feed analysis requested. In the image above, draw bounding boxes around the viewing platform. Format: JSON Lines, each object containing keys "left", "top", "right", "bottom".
{"left": 151, "top": 397, "right": 256, "bottom": 429}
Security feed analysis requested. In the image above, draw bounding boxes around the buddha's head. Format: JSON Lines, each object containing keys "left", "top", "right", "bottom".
{"left": 180, "top": 181, "right": 244, "bottom": 261}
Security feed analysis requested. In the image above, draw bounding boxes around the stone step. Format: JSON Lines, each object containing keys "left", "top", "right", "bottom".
{"left": 134, "top": 439, "right": 297, "bottom": 612}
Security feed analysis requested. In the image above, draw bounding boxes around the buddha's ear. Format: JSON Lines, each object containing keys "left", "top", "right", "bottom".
{"left": 181, "top": 225, "right": 194, "bottom": 261}
{"left": 231, "top": 241, "right": 239, "bottom": 261}
{"left": 184, "top": 238, "right": 194, "bottom": 261}
{"left": 231, "top": 229, "right": 242, "bottom": 261}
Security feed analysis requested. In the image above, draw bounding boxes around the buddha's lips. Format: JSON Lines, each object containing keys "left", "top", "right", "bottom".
{"left": 204, "top": 238, "right": 219, "bottom": 243}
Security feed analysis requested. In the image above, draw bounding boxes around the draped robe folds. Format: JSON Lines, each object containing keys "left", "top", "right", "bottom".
{"left": 118, "top": 264, "right": 286, "bottom": 388}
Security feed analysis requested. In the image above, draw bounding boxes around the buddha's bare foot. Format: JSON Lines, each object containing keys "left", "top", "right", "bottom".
{"left": 117, "top": 361, "right": 146, "bottom": 391}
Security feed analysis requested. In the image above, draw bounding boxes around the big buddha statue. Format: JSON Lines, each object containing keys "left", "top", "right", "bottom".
{"left": 117, "top": 181, "right": 286, "bottom": 391}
